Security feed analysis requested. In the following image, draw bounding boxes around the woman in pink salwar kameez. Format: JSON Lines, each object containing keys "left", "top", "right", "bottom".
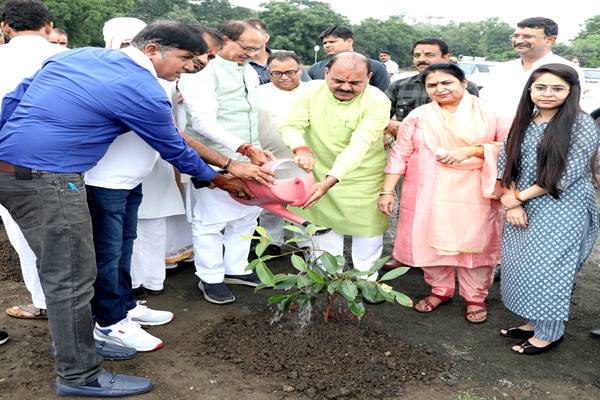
{"left": 379, "top": 64, "right": 509, "bottom": 323}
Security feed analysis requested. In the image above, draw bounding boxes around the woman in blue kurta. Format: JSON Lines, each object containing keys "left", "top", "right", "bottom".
{"left": 497, "top": 64, "right": 599, "bottom": 355}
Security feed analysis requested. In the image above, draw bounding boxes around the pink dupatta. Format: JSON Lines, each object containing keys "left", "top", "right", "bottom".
{"left": 422, "top": 94, "right": 502, "bottom": 255}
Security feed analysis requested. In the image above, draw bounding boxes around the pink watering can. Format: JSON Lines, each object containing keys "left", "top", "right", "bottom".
{"left": 230, "top": 159, "right": 318, "bottom": 228}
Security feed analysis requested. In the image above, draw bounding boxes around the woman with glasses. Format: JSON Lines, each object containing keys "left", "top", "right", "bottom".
{"left": 498, "top": 63, "right": 599, "bottom": 354}
{"left": 379, "top": 63, "right": 509, "bottom": 323}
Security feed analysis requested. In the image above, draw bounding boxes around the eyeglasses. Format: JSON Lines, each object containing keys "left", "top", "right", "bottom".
{"left": 235, "top": 41, "right": 261, "bottom": 54}
{"left": 510, "top": 34, "right": 545, "bottom": 41}
{"left": 269, "top": 69, "right": 299, "bottom": 78}
{"left": 529, "top": 84, "right": 570, "bottom": 95}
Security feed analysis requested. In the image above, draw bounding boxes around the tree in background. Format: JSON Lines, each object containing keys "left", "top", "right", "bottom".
{"left": 570, "top": 16, "right": 600, "bottom": 67}
{"left": 258, "top": 0, "right": 349, "bottom": 65}
{"left": 352, "top": 16, "right": 415, "bottom": 66}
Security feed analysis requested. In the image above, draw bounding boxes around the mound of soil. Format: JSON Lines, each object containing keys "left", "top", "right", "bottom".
{"left": 0, "top": 239, "right": 22, "bottom": 282}
{"left": 201, "top": 313, "right": 451, "bottom": 399}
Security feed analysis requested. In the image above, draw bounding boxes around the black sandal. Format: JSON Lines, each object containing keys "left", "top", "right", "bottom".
{"left": 513, "top": 337, "right": 563, "bottom": 355}
{"left": 500, "top": 327, "right": 534, "bottom": 339}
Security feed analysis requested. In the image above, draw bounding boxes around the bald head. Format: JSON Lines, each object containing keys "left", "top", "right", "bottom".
{"left": 325, "top": 52, "right": 372, "bottom": 101}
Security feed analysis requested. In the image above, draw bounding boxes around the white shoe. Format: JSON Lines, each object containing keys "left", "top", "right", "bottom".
{"left": 94, "top": 319, "right": 163, "bottom": 352}
{"left": 127, "top": 300, "right": 174, "bottom": 326}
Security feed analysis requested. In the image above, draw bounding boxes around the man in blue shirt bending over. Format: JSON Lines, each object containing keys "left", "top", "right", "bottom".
{"left": 0, "top": 21, "right": 270, "bottom": 398}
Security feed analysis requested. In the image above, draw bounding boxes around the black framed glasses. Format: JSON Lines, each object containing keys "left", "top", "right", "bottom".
{"left": 269, "top": 69, "right": 299, "bottom": 78}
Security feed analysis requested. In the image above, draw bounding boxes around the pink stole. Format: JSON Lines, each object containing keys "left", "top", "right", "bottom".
{"left": 422, "top": 94, "right": 501, "bottom": 255}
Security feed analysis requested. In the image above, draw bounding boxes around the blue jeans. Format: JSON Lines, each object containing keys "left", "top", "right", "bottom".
{"left": 87, "top": 184, "right": 142, "bottom": 327}
{"left": 0, "top": 172, "right": 101, "bottom": 385}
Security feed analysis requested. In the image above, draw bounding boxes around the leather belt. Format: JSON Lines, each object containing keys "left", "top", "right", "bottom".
{"left": 0, "top": 161, "right": 52, "bottom": 177}
{"left": 0, "top": 161, "right": 18, "bottom": 173}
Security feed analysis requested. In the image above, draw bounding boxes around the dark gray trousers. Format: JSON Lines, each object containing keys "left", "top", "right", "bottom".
{"left": 0, "top": 172, "right": 101, "bottom": 385}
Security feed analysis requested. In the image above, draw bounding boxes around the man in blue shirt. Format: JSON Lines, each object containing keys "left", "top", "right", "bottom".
{"left": 0, "top": 21, "right": 270, "bottom": 398}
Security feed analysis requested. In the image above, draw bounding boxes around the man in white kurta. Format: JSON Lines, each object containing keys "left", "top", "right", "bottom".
{"left": 480, "top": 17, "right": 585, "bottom": 119}
{"left": 0, "top": 5, "right": 67, "bottom": 320}
{"left": 257, "top": 51, "right": 306, "bottom": 250}
{"left": 178, "top": 21, "right": 271, "bottom": 305}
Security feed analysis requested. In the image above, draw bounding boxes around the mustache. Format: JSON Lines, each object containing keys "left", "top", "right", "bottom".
{"left": 416, "top": 61, "right": 430, "bottom": 67}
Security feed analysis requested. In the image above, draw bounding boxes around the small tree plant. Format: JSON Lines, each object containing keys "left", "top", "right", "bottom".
{"left": 245, "top": 224, "right": 413, "bottom": 322}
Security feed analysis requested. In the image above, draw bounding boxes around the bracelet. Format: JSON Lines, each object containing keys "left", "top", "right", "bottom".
{"left": 473, "top": 145, "right": 484, "bottom": 158}
{"left": 379, "top": 191, "right": 395, "bottom": 196}
{"left": 237, "top": 143, "right": 252, "bottom": 156}
{"left": 514, "top": 190, "right": 524, "bottom": 203}
{"left": 293, "top": 145, "right": 312, "bottom": 155}
{"left": 221, "top": 157, "right": 232, "bottom": 171}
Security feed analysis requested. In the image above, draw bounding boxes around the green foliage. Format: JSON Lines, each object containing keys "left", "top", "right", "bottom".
{"left": 258, "top": 0, "right": 349, "bottom": 65}
{"left": 352, "top": 16, "right": 415, "bottom": 66}
{"left": 246, "top": 224, "right": 413, "bottom": 321}
{"left": 45, "top": 0, "right": 134, "bottom": 47}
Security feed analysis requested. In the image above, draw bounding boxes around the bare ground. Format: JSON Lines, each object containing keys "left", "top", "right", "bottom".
{"left": 1, "top": 222, "right": 600, "bottom": 400}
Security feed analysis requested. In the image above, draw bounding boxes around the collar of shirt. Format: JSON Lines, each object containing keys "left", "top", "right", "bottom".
{"left": 5, "top": 34, "right": 56, "bottom": 48}
{"left": 215, "top": 54, "right": 248, "bottom": 71}
{"left": 120, "top": 46, "right": 158, "bottom": 78}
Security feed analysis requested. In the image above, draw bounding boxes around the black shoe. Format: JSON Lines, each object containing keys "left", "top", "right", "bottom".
{"left": 500, "top": 327, "right": 535, "bottom": 339}
{"left": 198, "top": 280, "right": 235, "bottom": 304}
{"left": 595, "top": 377, "right": 600, "bottom": 388}
{"left": 144, "top": 287, "right": 164, "bottom": 296}
{"left": 513, "top": 337, "right": 563, "bottom": 355}
{"left": 0, "top": 330, "right": 8, "bottom": 345}
{"left": 590, "top": 328, "right": 600, "bottom": 338}
{"left": 132, "top": 286, "right": 146, "bottom": 299}
{"left": 223, "top": 271, "right": 260, "bottom": 287}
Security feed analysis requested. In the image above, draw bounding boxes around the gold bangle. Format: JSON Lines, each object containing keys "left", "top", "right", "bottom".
{"left": 473, "top": 145, "right": 484, "bottom": 158}
{"left": 379, "top": 191, "right": 395, "bottom": 196}
{"left": 514, "top": 190, "right": 524, "bottom": 203}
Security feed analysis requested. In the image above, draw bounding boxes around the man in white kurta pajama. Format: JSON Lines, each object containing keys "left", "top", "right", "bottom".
{"left": 178, "top": 21, "right": 271, "bottom": 304}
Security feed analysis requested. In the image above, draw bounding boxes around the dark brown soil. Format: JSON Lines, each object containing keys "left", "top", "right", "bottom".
{"left": 201, "top": 313, "right": 451, "bottom": 399}
{"left": 0, "top": 234, "right": 21, "bottom": 282}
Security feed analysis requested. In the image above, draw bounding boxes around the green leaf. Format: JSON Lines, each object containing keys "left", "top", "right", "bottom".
{"left": 357, "top": 280, "right": 378, "bottom": 302}
{"left": 306, "top": 268, "right": 325, "bottom": 284}
{"left": 274, "top": 276, "right": 299, "bottom": 290}
{"left": 256, "top": 262, "right": 274, "bottom": 286}
{"left": 291, "top": 254, "right": 308, "bottom": 272}
{"left": 394, "top": 292, "right": 414, "bottom": 308}
{"left": 327, "top": 280, "right": 342, "bottom": 294}
{"left": 284, "top": 237, "right": 307, "bottom": 244}
{"left": 245, "top": 258, "right": 260, "bottom": 271}
{"left": 283, "top": 224, "right": 306, "bottom": 234}
{"left": 335, "top": 255, "right": 346, "bottom": 265}
{"left": 297, "top": 275, "right": 313, "bottom": 288}
{"left": 255, "top": 225, "right": 267, "bottom": 237}
{"left": 341, "top": 280, "right": 358, "bottom": 301}
{"left": 320, "top": 253, "right": 340, "bottom": 275}
{"left": 255, "top": 241, "right": 268, "bottom": 258}
{"left": 379, "top": 267, "right": 410, "bottom": 282}
{"left": 273, "top": 273, "right": 289, "bottom": 283}
{"left": 241, "top": 235, "right": 260, "bottom": 240}
{"left": 267, "top": 293, "right": 289, "bottom": 304}
{"left": 368, "top": 256, "right": 390, "bottom": 274}
{"left": 281, "top": 292, "right": 299, "bottom": 312}
{"left": 305, "top": 224, "right": 318, "bottom": 235}
{"left": 376, "top": 285, "right": 395, "bottom": 302}
{"left": 254, "top": 282, "right": 269, "bottom": 292}
{"left": 348, "top": 301, "right": 365, "bottom": 319}
{"left": 345, "top": 269, "right": 370, "bottom": 277}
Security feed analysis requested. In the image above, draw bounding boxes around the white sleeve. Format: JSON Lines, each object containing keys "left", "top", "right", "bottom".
{"left": 178, "top": 71, "right": 245, "bottom": 152}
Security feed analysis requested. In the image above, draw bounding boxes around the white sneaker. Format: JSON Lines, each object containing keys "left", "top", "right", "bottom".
{"left": 127, "top": 300, "right": 174, "bottom": 326}
{"left": 94, "top": 319, "right": 163, "bottom": 352}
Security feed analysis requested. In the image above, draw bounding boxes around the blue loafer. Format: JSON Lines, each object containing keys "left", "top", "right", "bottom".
{"left": 56, "top": 370, "right": 152, "bottom": 397}
{"left": 96, "top": 340, "right": 137, "bottom": 361}
{"left": 51, "top": 340, "right": 137, "bottom": 361}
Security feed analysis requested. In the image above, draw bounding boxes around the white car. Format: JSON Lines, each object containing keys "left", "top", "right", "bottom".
{"left": 581, "top": 68, "right": 600, "bottom": 123}
{"left": 458, "top": 61, "right": 499, "bottom": 90}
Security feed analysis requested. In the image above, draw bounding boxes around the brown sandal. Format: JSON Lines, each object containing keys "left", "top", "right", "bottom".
{"left": 464, "top": 301, "right": 487, "bottom": 324}
{"left": 414, "top": 293, "right": 452, "bottom": 313}
{"left": 6, "top": 304, "right": 48, "bottom": 319}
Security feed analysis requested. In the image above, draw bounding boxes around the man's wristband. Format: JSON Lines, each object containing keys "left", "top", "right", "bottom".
{"left": 221, "top": 157, "right": 232, "bottom": 171}
{"left": 293, "top": 146, "right": 312, "bottom": 155}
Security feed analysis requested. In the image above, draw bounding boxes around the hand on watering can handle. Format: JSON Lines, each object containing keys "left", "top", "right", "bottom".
{"left": 238, "top": 144, "right": 273, "bottom": 166}
{"left": 227, "top": 160, "right": 275, "bottom": 186}
{"left": 211, "top": 174, "right": 256, "bottom": 200}
{"left": 293, "top": 150, "right": 315, "bottom": 173}
{"left": 303, "top": 176, "right": 338, "bottom": 209}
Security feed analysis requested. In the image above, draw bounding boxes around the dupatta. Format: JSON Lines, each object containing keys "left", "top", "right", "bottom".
{"left": 422, "top": 94, "right": 501, "bottom": 255}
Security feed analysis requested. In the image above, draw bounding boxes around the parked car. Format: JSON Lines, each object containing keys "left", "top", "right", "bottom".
{"left": 458, "top": 61, "right": 499, "bottom": 90}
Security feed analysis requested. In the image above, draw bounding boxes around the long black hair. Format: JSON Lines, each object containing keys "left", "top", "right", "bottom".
{"left": 501, "top": 63, "right": 582, "bottom": 198}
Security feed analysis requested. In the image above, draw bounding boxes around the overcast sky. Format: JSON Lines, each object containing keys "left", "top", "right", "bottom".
{"left": 231, "top": 0, "right": 600, "bottom": 42}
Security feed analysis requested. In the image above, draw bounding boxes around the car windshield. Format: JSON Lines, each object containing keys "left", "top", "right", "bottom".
{"left": 584, "top": 69, "right": 600, "bottom": 80}
{"left": 459, "top": 64, "right": 477, "bottom": 74}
